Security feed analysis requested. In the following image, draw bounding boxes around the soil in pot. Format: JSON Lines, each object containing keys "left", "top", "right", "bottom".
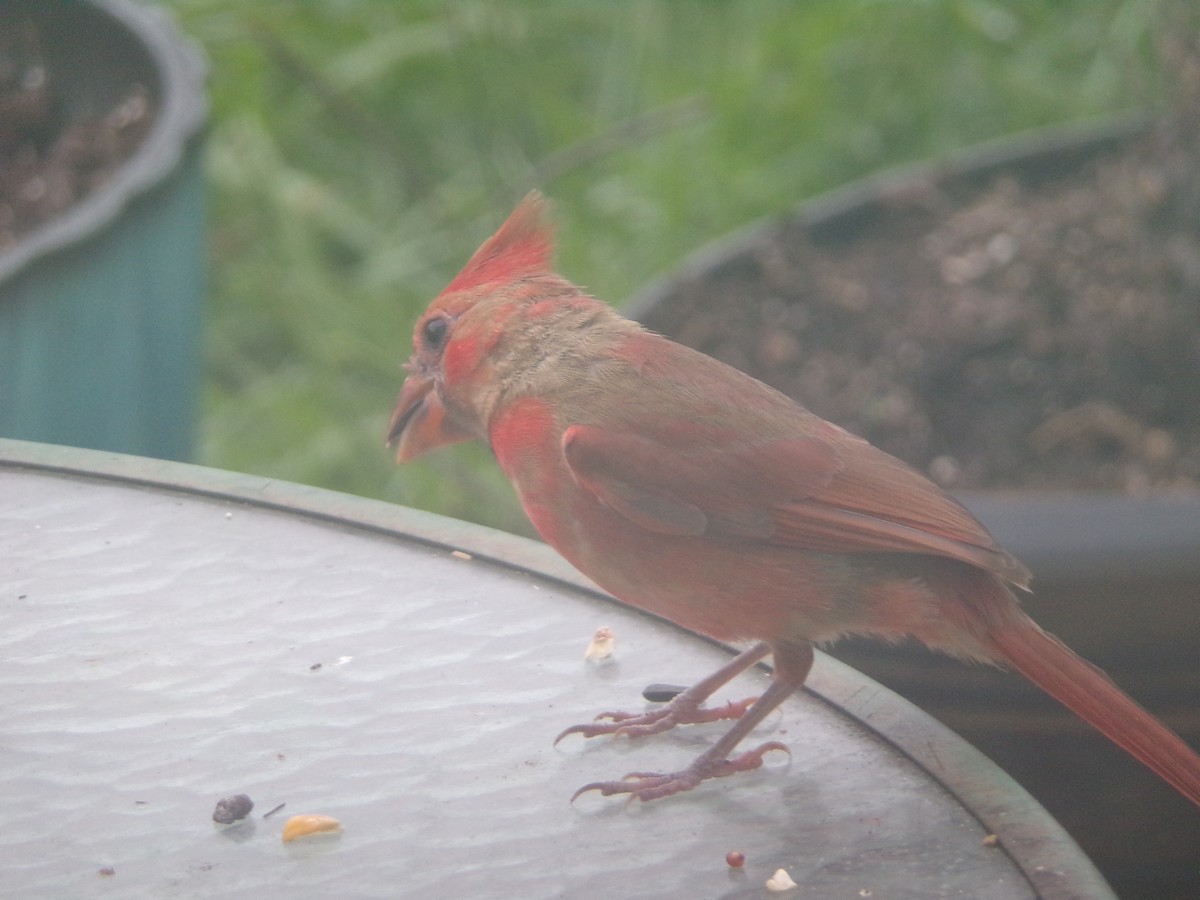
{"left": 0, "top": 9, "right": 157, "bottom": 253}
{"left": 638, "top": 113, "right": 1200, "bottom": 496}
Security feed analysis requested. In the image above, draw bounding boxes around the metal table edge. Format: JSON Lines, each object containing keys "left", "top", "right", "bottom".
{"left": 0, "top": 438, "right": 1113, "bottom": 899}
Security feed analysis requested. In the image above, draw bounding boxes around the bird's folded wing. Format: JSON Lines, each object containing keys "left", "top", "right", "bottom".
{"left": 562, "top": 423, "right": 1030, "bottom": 587}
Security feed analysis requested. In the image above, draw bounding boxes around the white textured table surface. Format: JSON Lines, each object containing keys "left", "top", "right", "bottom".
{"left": 0, "top": 440, "right": 1111, "bottom": 899}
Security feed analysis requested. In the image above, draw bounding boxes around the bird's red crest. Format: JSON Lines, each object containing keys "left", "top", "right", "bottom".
{"left": 441, "top": 191, "right": 554, "bottom": 296}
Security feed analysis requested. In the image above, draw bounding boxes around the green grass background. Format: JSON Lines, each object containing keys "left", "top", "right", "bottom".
{"left": 166, "top": 0, "right": 1166, "bottom": 535}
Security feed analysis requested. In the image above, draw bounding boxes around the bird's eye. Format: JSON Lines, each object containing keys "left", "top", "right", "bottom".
{"left": 422, "top": 316, "right": 449, "bottom": 350}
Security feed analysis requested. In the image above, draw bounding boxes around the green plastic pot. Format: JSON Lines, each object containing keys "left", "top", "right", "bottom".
{"left": 0, "top": 0, "right": 207, "bottom": 461}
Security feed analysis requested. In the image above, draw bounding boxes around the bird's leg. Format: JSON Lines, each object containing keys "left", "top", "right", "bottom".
{"left": 572, "top": 643, "right": 813, "bottom": 802}
{"left": 555, "top": 642, "right": 770, "bottom": 744}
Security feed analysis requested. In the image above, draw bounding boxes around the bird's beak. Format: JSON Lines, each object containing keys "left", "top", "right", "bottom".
{"left": 386, "top": 375, "right": 471, "bottom": 462}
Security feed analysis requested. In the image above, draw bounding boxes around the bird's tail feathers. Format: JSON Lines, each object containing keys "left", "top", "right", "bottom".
{"left": 987, "top": 614, "right": 1200, "bottom": 807}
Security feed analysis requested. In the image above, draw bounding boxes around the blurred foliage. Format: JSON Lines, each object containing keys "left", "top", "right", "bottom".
{"left": 163, "top": 0, "right": 1165, "bottom": 535}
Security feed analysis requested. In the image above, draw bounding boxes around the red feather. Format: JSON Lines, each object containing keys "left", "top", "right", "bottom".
{"left": 441, "top": 192, "right": 553, "bottom": 295}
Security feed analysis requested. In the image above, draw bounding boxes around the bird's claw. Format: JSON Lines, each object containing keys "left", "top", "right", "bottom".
{"left": 554, "top": 696, "right": 758, "bottom": 745}
{"left": 553, "top": 708, "right": 662, "bottom": 744}
{"left": 570, "top": 741, "right": 790, "bottom": 803}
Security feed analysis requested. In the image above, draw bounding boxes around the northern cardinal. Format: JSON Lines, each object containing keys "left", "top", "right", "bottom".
{"left": 387, "top": 191, "right": 1200, "bottom": 806}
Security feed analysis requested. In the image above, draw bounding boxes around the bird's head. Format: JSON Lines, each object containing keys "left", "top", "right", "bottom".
{"left": 386, "top": 191, "right": 563, "bottom": 462}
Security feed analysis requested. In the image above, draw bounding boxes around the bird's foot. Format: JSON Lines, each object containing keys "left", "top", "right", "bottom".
{"left": 554, "top": 694, "right": 757, "bottom": 743}
{"left": 571, "top": 741, "right": 789, "bottom": 803}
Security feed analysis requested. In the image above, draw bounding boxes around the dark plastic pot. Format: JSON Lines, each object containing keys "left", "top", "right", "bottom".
{"left": 626, "top": 117, "right": 1200, "bottom": 900}
{"left": 0, "top": 0, "right": 207, "bottom": 461}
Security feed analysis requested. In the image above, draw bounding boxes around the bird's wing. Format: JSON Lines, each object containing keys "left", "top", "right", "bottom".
{"left": 562, "top": 421, "right": 1030, "bottom": 588}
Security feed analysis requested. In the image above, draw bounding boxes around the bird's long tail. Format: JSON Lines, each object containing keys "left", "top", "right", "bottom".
{"left": 987, "top": 613, "right": 1200, "bottom": 807}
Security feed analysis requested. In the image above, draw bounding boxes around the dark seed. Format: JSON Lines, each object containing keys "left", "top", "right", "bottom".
{"left": 642, "top": 683, "right": 687, "bottom": 703}
{"left": 213, "top": 793, "right": 255, "bottom": 824}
